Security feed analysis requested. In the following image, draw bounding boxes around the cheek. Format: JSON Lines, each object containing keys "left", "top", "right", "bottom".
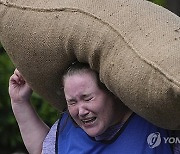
{"left": 68, "top": 106, "right": 78, "bottom": 119}
{"left": 96, "top": 97, "right": 114, "bottom": 120}
{"left": 96, "top": 96, "right": 111, "bottom": 111}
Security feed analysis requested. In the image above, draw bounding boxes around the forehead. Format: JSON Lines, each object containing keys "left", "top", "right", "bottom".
{"left": 64, "top": 71, "right": 97, "bottom": 86}
{"left": 64, "top": 70, "right": 97, "bottom": 84}
{"left": 63, "top": 72, "right": 99, "bottom": 96}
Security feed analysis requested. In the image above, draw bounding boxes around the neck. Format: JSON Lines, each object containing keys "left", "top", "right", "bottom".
{"left": 113, "top": 109, "right": 133, "bottom": 127}
{"left": 112, "top": 100, "right": 133, "bottom": 126}
{"left": 95, "top": 110, "right": 133, "bottom": 141}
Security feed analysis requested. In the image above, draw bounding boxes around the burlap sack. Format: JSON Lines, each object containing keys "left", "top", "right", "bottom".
{"left": 0, "top": 0, "right": 180, "bottom": 130}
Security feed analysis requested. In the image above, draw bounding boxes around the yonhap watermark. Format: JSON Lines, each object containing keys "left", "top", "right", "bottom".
{"left": 147, "top": 132, "right": 161, "bottom": 148}
{"left": 147, "top": 132, "right": 180, "bottom": 148}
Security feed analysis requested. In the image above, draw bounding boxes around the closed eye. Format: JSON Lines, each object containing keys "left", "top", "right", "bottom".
{"left": 84, "top": 97, "right": 94, "bottom": 102}
{"left": 82, "top": 94, "right": 94, "bottom": 102}
{"left": 67, "top": 99, "right": 77, "bottom": 106}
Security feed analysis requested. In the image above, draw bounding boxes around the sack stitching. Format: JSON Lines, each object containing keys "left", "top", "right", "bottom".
{"left": 0, "top": 1, "right": 180, "bottom": 87}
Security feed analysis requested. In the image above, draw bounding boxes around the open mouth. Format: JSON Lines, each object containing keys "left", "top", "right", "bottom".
{"left": 81, "top": 117, "right": 96, "bottom": 124}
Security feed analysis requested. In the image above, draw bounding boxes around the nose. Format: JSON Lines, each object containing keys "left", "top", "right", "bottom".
{"left": 78, "top": 104, "right": 89, "bottom": 117}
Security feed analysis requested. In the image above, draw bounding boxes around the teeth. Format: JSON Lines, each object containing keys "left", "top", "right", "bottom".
{"left": 82, "top": 118, "right": 96, "bottom": 124}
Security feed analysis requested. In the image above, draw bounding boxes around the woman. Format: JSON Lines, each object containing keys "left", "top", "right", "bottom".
{"left": 9, "top": 62, "right": 174, "bottom": 154}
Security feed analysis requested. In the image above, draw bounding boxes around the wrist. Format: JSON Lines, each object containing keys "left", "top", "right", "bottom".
{"left": 11, "top": 100, "right": 36, "bottom": 125}
{"left": 11, "top": 99, "right": 32, "bottom": 112}
{"left": 11, "top": 97, "right": 31, "bottom": 105}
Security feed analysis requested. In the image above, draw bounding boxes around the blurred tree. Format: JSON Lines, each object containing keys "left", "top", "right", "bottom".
{"left": 1, "top": 0, "right": 180, "bottom": 153}
{"left": 149, "top": 0, "right": 166, "bottom": 6}
{"left": 149, "top": 0, "right": 180, "bottom": 17}
{"left": 0, "top": 47, "right": 59, "bottom": 153}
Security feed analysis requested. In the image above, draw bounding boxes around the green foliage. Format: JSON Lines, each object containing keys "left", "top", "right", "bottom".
{"left": 0, "top": 49, "right": 22, "bottom": 153}
{"left": 0, "top": 48, "right": 59, "bottom": 153}
{"left": 0, "top": 0, "right": 168, "bottom": 153}
{"left": 148, "top": 0, "right": 167, "bottom": 7}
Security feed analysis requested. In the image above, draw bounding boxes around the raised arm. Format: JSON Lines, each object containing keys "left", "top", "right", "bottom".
{"left": 9, "top": 69, "right": 50, "bottom": 154}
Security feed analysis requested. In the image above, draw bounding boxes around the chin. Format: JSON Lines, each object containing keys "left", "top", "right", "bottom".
{"left": 84, "top": 129, "right": 103, "bottom": 137}
{"left": 86, "top": 132, "right": 98, "bottom": 137}
{"left": 81, "top": 123, "right": 106, "bottom": 137}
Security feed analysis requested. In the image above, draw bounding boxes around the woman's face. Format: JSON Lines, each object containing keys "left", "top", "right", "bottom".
{"left": 63, "top": 71, "right": 120, "bottom": 137}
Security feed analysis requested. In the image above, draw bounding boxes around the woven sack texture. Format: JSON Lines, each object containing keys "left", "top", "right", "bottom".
{"left": 0, "top": 0, "right": 180, "bottom": 130}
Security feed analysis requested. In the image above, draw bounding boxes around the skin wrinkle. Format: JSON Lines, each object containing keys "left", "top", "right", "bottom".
{"left": 63, "top": 65, "right": 131, "bottom": 137}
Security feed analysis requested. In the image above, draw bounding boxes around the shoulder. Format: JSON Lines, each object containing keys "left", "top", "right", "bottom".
{"left": 42, "top": 112, "right": 69, "bottom": 151}
{"left": 42, "top": 119, "right": 59, "bottom": 154}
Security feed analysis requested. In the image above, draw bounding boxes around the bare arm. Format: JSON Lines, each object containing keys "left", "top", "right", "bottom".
{"left": 9, "top": 69, "right": 50, "bottom": 154}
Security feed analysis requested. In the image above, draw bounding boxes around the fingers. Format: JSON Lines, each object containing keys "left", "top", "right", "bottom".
{"left": 14, "top": 68, "right": 20, "bottom": 76}
{"left": 14, "top": 69, "right": 24, "bottom": 81}
{"left": 9, "top": 69, "right": 33, "bottom": 102}
{"left": 10, "top": 69, "right": 25, "bottom": 85}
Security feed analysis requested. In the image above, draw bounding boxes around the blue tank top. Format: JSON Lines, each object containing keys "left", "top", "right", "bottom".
{"left": 56, "top": 113, "right": 172, "bottom": 154}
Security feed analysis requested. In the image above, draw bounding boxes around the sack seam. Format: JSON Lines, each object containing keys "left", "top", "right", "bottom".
{"left": 1, "top": 1, "right": 180, "bottom": 88}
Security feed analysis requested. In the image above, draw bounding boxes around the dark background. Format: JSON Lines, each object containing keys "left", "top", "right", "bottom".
{"left": 0, "top": 0, "right": 179, "bottom": 153}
